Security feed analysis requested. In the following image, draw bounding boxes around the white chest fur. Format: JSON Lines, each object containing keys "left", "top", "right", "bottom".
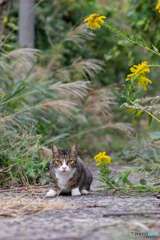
{"left": 55, "top": 170, "right": 75, "bottom": 190}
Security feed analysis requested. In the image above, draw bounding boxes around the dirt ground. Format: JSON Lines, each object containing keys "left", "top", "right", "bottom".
{"left": 0, "top": 165, "right": 160, "bottom": 240}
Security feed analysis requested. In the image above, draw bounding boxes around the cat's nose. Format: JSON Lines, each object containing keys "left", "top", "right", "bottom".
{"left": 62, "top": 167, "right": 66, "bottom": 170}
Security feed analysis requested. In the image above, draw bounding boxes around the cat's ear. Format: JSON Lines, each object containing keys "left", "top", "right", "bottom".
{"left": 68, "top": 144, "right": 77, "bottom": 156}
{"left": 52, "top": 144, "right": 61, "bottom": 156}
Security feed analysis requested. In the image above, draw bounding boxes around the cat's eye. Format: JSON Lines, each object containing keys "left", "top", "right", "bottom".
{"left": 55, "top": 160, "right": 62, "bottom": 165}
{"left": 67, "top": 160, "right": 73, "bottom": 165}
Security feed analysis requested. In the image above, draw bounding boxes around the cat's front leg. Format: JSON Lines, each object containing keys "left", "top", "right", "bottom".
{"left": 46, "top": 180, "right": 58, "bottom": 197}
{"left": 81, "top": 189, "right": 88, "bottom": 195}
{"left": 71, "top": 187, "right": 81, "bottom": 196}
{"left": 46, "top": 189, "right": 57, "bottom": 197}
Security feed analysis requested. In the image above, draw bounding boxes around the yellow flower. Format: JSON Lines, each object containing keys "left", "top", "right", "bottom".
{"left": 126, "top": 62, "right": 150, "bottom": 80}
{"left": 127, "top": 108, "right": 133, "bottom": 114}
{"left": 94, "top": 152, "right": 111, "bottom": 166}
{"left": 84, "top": 12, "right": 106, "bottom": 30}
{"left": 126, "top": 62, "right": 152, "bottom": 91}
{"left": 3, "top": 17, "right": 8, "bottom": 24}
{"left": 132, "top": 119, "right": 137, "bottom": 125}
{"left": 156, "top": 0, "right": 160, "bottom": 13}
{"left": 136, "top": 110, "right": 142, "bottom": 117}
{"left": 137, "top": 75, "right": 152, "bottom": 91}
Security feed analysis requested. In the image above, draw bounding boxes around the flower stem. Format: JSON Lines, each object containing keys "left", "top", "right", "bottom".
{"left": 128, "top": 99, "right": 160, "bottom": 124}
{"left": 104, "top": 23, "right": 160, "bottom": 57}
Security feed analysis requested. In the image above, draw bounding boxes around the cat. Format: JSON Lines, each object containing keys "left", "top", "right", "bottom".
{"left": 46, "top": 144, "right": 93, "bottom": 197}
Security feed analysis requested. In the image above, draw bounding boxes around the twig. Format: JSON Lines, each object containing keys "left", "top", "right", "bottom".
{"left": 88, "top": 220, "right": 157, "bottom": 232}
{"left": 103, "top": 212, "right": 160, "bottom": 217}
{"left": 153, "top": 182, "right": 160, "bottom": 186}
{"left": 0, "top": 165, "right": 13, "bottom": 174}
{"left": 0, "top": 213, "right": 15, "bottom": 217}
{"left": 101, "top": 186, "right": 159, "bottom": 197}
{"left": 56, "top": 188, "right": 63, "bottom": 198}
{"left": 80, "top": 204, "right": 107, "bottom": 209}
{"left": 0, "top": 187, "right": 24, "bottom": 193}
{"left": 0, "top": 185, "right": 49, "bottom": 193}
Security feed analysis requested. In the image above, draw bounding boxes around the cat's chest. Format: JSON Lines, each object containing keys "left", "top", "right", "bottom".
{"left": 55, "top": 170, "right": 75, "bottom": 189}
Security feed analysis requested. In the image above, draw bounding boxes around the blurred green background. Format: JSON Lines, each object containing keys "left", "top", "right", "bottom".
{"left": 0, "top": 0, "right": 160, "bottom": 186}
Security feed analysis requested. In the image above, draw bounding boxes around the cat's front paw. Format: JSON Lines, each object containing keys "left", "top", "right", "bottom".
{"left": 81, "top": 189, "right": 88, "bottom": 195}
{"left": 46, "top": 189, "right": 57, "bottom": 197}
{"left": 71, "top": 188, "right": 81, "bottom": 196}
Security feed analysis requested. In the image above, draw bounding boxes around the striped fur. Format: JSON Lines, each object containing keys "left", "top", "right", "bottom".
{"left": 48, "top": 144, "right": 92, "bottom": 196}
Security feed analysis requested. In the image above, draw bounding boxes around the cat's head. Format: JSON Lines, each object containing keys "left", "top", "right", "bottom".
{"left": 51, "top": 144, "right": 77, "bottom": 173}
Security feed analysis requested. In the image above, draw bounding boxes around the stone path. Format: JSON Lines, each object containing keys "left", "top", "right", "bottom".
{"left": 0, "top": 165, "right": 160, "bottom": 240}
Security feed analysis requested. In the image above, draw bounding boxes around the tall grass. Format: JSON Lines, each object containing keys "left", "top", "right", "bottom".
{"left": 0, "top": 22, "right": 133, "bottom": 186}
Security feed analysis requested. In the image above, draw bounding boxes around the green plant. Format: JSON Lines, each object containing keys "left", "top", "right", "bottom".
{"left": 77, "top": 7, "right": 160, "bottom": 195}
{"left": 84, "top": 9, "right": 160, "bottom": 168}
{"left": 0, "top": 126, "right": 50, "bottom": 186}
{"left": 94, "top": 152, "right": 160, "bottom": 195}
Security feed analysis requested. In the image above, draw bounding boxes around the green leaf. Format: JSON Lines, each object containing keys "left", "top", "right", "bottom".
{"left": 120, "top": 92, "right": 126, "bottom": 99}
{"left": 139, "top": 37, "right": 147, "bottom": 47}
{"left": 149, "top": 131, "right": 160, "bottom": 140}
{"left": 94, "top": 186, "right": 107, "bottom": 189}
{"left": 147, "top": 183, "right": 154, "bottom": 188}
{"left": 148, "top": 113, "right": 152, "bottom": 126}
{"left": 140, "top": 179, "right": 147, "bottom": 185}
{"left": 118, "top": 170, "right": 133, "bottom": 187}
{"left": 152, "top": 45, "right": 159, "bottom": 53}
{"left": 124, "top": 178, "right": 133, "bottom": 187}
{"left": 124, "top": 170, "right": 131, "bottom": 179}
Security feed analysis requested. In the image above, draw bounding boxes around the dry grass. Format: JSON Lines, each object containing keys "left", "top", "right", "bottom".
{"left": 0, "top": 112, "right": 25, "bottom": 130}
{"left": 83, "top": 87, "right": 134, "bottom": 137}
{"left": 50, "top": 80, "right": 91, "bottom": 100}
{"left": 7, "top": 48, "right": 39, "bottom": 62}
{"left": 105, "top": 122, "right": 135, "bottom": 138}
{"left": 55, "top": 69, "right": 71, "bottom": 82}
{"left": 65, "top": 23, "right": 95, "bottom": 48}
{"left": 6, "top": 48, "right": 40, "bottom": 77}
{"left": 71, "top": 57, "right": 105, "bottom": 81}
{"left": 31, "top": 66, "right": 49, "bottom": 80}
{"left": 0, "top": 196, "right": 72, "bottom": 217}
{"left": 39, "top": 100, "right": 78, "bottom": 119}
{"left": 85, "top": 87, "right": 117, "bottom": 117}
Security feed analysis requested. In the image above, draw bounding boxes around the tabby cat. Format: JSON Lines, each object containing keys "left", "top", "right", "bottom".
{"left": 46, "top": 144, "right": 92, "bottom": 197}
